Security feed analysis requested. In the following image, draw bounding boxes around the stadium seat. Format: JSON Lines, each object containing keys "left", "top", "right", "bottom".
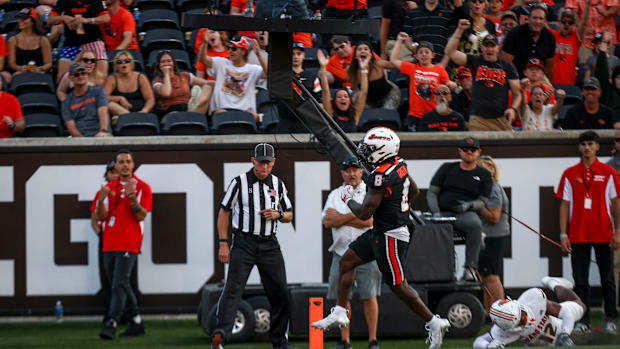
{"left": 1, "top": 10, "right": 20, "bottom": 33}
{"left": 186, "top": 27, "right": 201, "bottom": 59}
{"left": 554, "top": 84, "right": 582, "bottom": 105}
{"left": 3, "top": 0, "right": 37, "bottom": 11}
{"left": 138, "top": 9, "right": 180, "bottom": 32}
{"left": 256, "top": 87, "right": 272, "bottom": 108}
{"left": 10, "top": 73, "right": 55, "bottom": 96}
{"left": 211, "top": 110, "right": 258, "bottom": 134}
{"left": 115, "top": 112, "right": 160, "bottom": 136}
{"left": 141, "top": 29, "right": 186, "bottom": 56}
{"left": 389, "top": 69, "right": 410, "bottom": 89}
{"left": 303, "top": 47, "right": 327, "bottom": 68}
{"left": 178, "top": 0, "right": 210, "bottom": 13}
{"left": 358, "top": 108, "right": 402, "bottom": 132}
{"left": 134, "top": 0, "right": 174, "bottom": 10}
{"left": 107, "top": 49, "right": 145, "bottom": 72}
{"left": 22, "top": 113, "right": 63, "bottom": 137}
{"left": 162, "top": 111, "right": 208, "bottom": 135}
{"left": 259, "top": 108, "right": 279, "bottom": 134}
{"left": 18, "top": 92, "right": 59, "bottom": 115}
{"left": 147, "top": 49, "right": 192, "bottom": 73}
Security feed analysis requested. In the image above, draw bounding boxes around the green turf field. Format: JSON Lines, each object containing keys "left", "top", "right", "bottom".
{"left": 0, "top": 312, "right": 618, "bottom": 349}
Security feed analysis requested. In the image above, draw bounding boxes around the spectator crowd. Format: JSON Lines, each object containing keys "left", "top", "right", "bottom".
{"left": 2, "top": 0, "right": 620, "bottom": 137}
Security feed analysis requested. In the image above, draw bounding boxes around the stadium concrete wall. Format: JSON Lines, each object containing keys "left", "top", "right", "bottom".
{"left": 0, "top": 131, "right": 615, "bottom": 315}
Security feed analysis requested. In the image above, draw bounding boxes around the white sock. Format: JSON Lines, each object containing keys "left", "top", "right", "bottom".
{"left": 133, "top": 314, "right": 142, "bottom": 324}
{"left": 546, "top": 278, "right": 561, "bottom": 291}
{"left": 334, "top": 305, "right": 348, "bottom": 315}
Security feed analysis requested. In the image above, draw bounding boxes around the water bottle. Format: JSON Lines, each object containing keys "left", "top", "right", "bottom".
{"left": 313, "top": 10, "right": 321, "bottom": 20}
{"left": 0, "top": 10, "right": 5, "bottom": 23}
{"left": 42, "top": 9, "right": 50, "bottom": 22}
{"left": 55, "top": 300, "right": 64, "bottom": 323}
{"left": 133, "top": 8, "right": 140, "bottom": 21}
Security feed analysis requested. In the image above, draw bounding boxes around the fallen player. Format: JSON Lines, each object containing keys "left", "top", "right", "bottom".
{"left": 474, "top": 276, "right": 585, "bottom": 347}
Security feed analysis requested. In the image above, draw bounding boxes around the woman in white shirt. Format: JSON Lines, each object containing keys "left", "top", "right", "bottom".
{"left": 520, "top": 85, "right": 565, "bottom": 131}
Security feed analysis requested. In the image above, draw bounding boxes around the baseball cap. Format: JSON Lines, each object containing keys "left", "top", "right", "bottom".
{"left": 560, "top": 8, "right": 576, "bottom": 21}
{"left": 254, "top": 143, "right": 275, "bottom": 162}
{"left": 230, "top": 35, "right": 250, "bottom": 50}
{"left": 340, "top": 158, "right": 361, "bottom": 170}
{"left": 501, "top": 11, "right": 517, "bottom": 21}
{"left": 583, "top": 77, "right": 601, "bottom": 89}
{"left": 459, "top": 136, "right": 480, "bottom": 149}
{"left": 69, "top": 62, "right": 87, "bottom": 75}
{"left": 456, "top": 66, "right": 472, "bottom": 79}
{"left": 482, "top": 34, "right": 499, "bottom": 46}
{"left": 292, "top": 42, "right": 305, "bottom": 49}
{"left": 418, "top": 41, "right": 434, "bottom": 52}
{"left": 104, "top": 161, "right": 115, "bottom": 177}
{"left": 593, "top": 32, "right": 604, "bottom": 43}
{"left": 525, "top": 58, "right": 544, "bottom": 70}
{"left": 16, "top": 7, "right": 38, "bottom": 20}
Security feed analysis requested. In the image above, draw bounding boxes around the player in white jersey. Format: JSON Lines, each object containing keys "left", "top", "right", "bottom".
{"left": 474, "top": 277, "right": 586, "bottom": 348}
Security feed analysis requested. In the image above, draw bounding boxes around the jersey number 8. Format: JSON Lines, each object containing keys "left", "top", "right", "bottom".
{"left": 401, "top": 177, "right": 410, "bottom": 212}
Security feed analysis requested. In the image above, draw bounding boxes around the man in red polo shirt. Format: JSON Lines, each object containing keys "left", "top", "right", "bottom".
{"left": 97, "top": 149, "right": 152, "bottom": 340}
{"left": 556, "top": 131, "right": 620, "bottom": 335}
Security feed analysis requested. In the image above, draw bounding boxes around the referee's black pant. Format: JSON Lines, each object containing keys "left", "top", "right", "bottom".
{"left": 213, "top": 233, "right": 290, "bottom": 347}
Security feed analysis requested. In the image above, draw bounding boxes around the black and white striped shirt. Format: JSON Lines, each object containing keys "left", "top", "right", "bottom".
{"left": 220, "top": 169, "right": 293, "bottom": 237}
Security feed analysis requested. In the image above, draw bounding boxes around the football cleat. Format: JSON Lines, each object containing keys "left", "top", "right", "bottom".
{"left": 425, "top": 315, "right": 450, "bottom": 349}
{"left": 542, "top": 276, "right": 574, "bottom": 290}
{"left": 311, "top": 306, "right": 349, "bottom": 331}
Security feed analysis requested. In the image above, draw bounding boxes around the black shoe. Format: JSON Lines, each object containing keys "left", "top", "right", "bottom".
{"left": 555, "top": 332, "right": 575, "bottom": 346}
{"left": 120, "top": 321, "right": 146, "bottom": 337}
{"left": 330, "top": 340, "right": 352, "bottom": 349}
{"left": 368, "top": 340, "right": 380, "bottom": 349}
{"left": 99, "top": 319, "right": 117, "bottom": 340}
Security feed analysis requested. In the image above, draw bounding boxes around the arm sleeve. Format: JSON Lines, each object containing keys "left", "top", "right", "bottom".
{"left": 90, "top": 192, "right": 100, "bottom": 212}
{"left": 322, "top": 190, "right": 339, "bottom": 220}
{"left": 606, "top": 170, "right": 620, "bottom": 200}
{"left": 220, "top": 177, "right": 240, "bottom": 211}
{"left": 399, "top": 61, "right": 414, "bottom": 76}
{"left": 486, "top": 183, "right": 502, "bottom": 209}
{"left": 562, "top": 106, "right": 577, "bottom": 129}
{"left": 96, "top": 88, "right": 109, "bottom": 108}
{"left": 139, "top": 183, "right": 153, "bottom": 212}
{"left": 501, "top": 30, "right": 518, "bottom": 56}
{"left": 430, "top": 163, "right": 449, "bottom": 187}
{"left": 0, "top": 36, "right": 7, "bottom": 57}
{"left": 505, "top": 61, "right": 519, "bottom": 80}
{"left": 427, "top": 185, "right": 441, "bottom": 214}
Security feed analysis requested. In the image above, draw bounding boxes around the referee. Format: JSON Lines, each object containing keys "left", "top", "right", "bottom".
{"left": 212, "top": 143, "right": 294, "bottom": 349}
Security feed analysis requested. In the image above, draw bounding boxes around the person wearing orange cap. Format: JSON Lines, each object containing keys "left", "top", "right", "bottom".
{"left": 7, "top": 8, "right": 52, "bottom": 77}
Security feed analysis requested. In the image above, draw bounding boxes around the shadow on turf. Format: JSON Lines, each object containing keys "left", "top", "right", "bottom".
{"left": 573, "top": 331, "right": 620, "bottom": 346}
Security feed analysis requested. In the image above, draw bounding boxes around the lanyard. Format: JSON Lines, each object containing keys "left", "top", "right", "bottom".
{"left": 581, "top": 168, "right": 594, "bottom": 197}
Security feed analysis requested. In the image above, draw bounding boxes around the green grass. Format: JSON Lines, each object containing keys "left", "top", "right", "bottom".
{"left": 0, "top": 313, "right": 619, "bottom": 349}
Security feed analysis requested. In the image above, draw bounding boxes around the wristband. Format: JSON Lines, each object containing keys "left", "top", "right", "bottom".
{"left": 91, "top": 17, "right": 95, "bottom": 24}
{"left": 361, "top": 69, "right": 369, "bottom": 74}
{"left": 560, "top": 233, "right": 568, "bottom": 239}
{"left": 219, "top": 239, "right": 228, "bottom": 243}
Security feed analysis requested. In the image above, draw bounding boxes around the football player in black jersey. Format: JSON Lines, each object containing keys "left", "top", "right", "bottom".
{"left": 312, "top": 127, "right": 451, "bottom": 349}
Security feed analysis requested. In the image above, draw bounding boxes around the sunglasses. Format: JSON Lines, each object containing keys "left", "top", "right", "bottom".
{"left": 116, "top": 59, "right": 132, "bottom": 64}
{"left": 560, "top": 20, "right": 574, "bottom": 25}
{"left": 81, "top": 58, "right": 96, "bottom": 64}
{"left": 72, "top": 71, "right": 88, "bottom": 77}
{"left": 436, "top": 91, "right": 451, "bottom": 96}
{"left": 470, "top": 0, "right": 485, "bottom": 3}
{"left": 460, "top": 147, "right": 479, "bottom": 153}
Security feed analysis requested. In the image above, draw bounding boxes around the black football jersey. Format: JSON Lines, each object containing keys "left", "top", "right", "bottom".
{"left": 365, "top": 157, "right": 412, "bottom": 232}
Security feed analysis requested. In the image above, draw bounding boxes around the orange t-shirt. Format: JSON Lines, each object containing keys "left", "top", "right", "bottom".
{"left": 195, "top": 48, "right": 229, "bottom": 79}
{"left": 326, "top": 46, "right": 380, "bottom": 87}
{"left": 0, "top": 35, "right": 7, "bottom": 57}
{"left": 550, "top": 28, "right": 581, "bottom": 85}
{"left": 326, "top": 0, "right": 368, "bottom": 10}
{"left": 0, "top": 92, "right": 23, "bottom": 138}
{"left": 400, "top": 62, "right": 450, "bottom": 118}
{"left": 230, "top": 0, "right": 256, "bottom": 39}
{"left": 100, "top": 8, "right": 139, "bottom": 51}
{"left": 566, "top": 0, "right": 618, "bottom": 48}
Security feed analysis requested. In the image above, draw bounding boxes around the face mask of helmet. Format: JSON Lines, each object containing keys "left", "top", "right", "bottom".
{"left": 357, "top": 127, "right": 400, "bottom": 165}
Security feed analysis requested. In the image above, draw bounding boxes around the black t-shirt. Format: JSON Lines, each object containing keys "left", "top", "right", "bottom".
{"left": 365, "top": 157, "right": 411, "bottom": 232}
{"left": 501, "top": 24, "right": 556, "bottom": 77}
{"left": 51, "top": 0, "right": 107, "bottom": 46}
{"left": 450, "top": 90, "right": 470, "bottom": 121}
{"left": 418, "top": 110, "right": 466, "bottom": 131}
{"left": 402, "top": 5, "right": 462, "bottom": 62}
{"left": 562, "top": 103, "right": 618, "bottom": 129}
{"left": 431, "top": 162, "right": 493, "bottom": 211}
{"left": 466, "top": 54, "right": 519, "bottom": 119}
{"left": 382, "top": 0, "right": 410, "bottom": 40}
